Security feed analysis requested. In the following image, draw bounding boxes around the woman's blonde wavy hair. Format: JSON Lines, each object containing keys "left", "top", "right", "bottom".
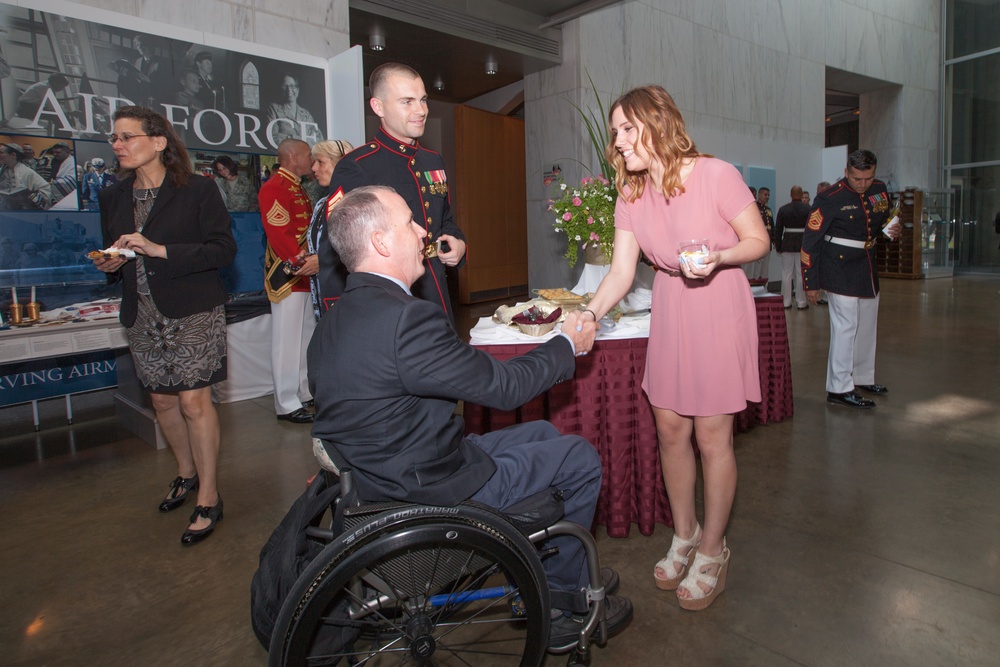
{"left": 604, "top": 86, "right": 707, "bottom": 203}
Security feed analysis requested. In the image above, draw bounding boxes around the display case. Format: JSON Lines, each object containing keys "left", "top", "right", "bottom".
{"left": 920, "top": 190, "right": 955, "bottom": 278}
{"left": 876, "top": 188, "right": 923, "bottom": 279}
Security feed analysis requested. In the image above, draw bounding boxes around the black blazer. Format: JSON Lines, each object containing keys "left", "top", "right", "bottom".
{"left": 99, "top": 173, "right": 236, "bottom": 327}
{"left": 307, "top": 272, "right": 576, "bottom": 506}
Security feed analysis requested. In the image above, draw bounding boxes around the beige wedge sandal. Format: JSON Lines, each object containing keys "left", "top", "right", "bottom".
{"left": 653, "top": 523, "right": 702, "bottom": 590}
{"left": 677, "top": 541, "right": 730, "bottom": 611}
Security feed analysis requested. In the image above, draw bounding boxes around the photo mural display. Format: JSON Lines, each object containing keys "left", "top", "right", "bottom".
{"left": 0, "top": 5, "right": 327, "bottom": 309}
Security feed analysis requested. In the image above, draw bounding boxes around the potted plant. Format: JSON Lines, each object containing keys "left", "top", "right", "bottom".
{"left": 549, "top": 74, "right": 619, "bottom": 267}
{"left": 549, "top": 175, "right": 616, "bottom": 267}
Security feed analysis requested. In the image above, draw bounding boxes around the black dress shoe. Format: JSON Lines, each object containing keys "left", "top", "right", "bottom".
{"left": 855, "top": 384, "right": 888, "bottom": 394}
{"left": 277, "top": 407, "right": 314, "bottom": 423}
{"left": 158, "top": 474, "right": 199, "bottom": 512}
{"left": 301, "top": 399, "right": 315, "bottom": 409}
{"left": 600, "top": 567, "right": 620, "bottom": 596}
{"left": 548, "top": 594, "right": 633, "bottom": 653}
{"left": 181, "top": 496, "right": 223, "bottom": 546}
{"left": 827, "top": 392, "right": 875, "bottom": 409}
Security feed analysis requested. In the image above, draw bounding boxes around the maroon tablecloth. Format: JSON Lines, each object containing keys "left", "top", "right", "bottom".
{"left": 463, "top": 295, "right": 793, "bottom": 538}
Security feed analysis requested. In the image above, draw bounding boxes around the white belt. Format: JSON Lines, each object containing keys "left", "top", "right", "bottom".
{"left": 782, "top": 228, "right": 804, "bottom": 234}
{"left": 824, "top": 234, "right": 873, "bottom": 249}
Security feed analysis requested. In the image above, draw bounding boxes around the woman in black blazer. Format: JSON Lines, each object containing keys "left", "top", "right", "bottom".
{"left": 93, "top": 106, "right": 236, "bottom": 546}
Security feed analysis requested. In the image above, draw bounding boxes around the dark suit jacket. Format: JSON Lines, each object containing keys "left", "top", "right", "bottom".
{"left": 99, "top": 173, "right": 236, "bottom": 327}
{"left": 307, "top": 272, "right": 576, "bottom": 506}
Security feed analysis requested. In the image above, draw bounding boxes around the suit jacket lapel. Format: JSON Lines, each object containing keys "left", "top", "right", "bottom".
{"left": 108, "top": 177, "right": 135, "bottom": 234}
{"left": 139, "top": 177, "right": 176, "bottom": 233}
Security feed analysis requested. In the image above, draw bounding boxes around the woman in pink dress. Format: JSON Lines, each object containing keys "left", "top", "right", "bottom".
{"left": 583, "top": 86, "right": 769, "bottom": 610}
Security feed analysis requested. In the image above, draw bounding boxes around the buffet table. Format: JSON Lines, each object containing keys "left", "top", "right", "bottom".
{"left": 0, "top": 301, "right": 172, "bottom": 448}
{"left": 463, "top": 294, "right": 793, "bottom": 538}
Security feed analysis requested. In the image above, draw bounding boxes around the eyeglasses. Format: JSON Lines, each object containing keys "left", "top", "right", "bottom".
{"left": 107, "top": 133, "right": 150, "bottom": 145}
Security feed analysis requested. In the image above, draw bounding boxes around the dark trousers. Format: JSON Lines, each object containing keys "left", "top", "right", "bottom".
{"left": 467, "top": 420, "right": 601, "bottom": 598}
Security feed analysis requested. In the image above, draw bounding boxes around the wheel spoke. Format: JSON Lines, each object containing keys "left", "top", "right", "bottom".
{"left": 273, "top": 510, "right": 549, "bottom": 666}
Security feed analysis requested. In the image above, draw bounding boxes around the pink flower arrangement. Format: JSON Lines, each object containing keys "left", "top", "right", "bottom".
{"left": 548, "top": 174, "right": 617, "bottom": 267}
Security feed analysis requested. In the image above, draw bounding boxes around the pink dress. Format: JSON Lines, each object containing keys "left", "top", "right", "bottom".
{"left": 615, "top": 157, "right": 760, "bottom": 416}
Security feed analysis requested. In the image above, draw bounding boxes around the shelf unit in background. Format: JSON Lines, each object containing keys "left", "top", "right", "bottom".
{"left": 876, "top": 188, "right": 923, "bottom": 279}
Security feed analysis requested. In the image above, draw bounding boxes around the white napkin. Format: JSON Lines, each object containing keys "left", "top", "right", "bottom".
{"left": 620, "top": 288, "right": 652, "bottom": 312}
{"left": 470, "top": 313, "right": 650, "bottom": 346}
{"left": 469, "top": 317, "right": 559, "bottom": 345}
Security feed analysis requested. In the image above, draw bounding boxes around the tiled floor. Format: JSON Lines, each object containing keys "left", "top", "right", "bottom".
{"left": 2, "top": 275, "right": 999, "bottom": 666}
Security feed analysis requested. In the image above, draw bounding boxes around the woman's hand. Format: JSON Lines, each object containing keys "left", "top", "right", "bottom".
{"left": 92, "top": 255, "right": 126, "bottom": 273}
{"left": 678, "top": 250, "right": 721, "bottom": 280}
{"left": 115, "top": 233, "right": 167, "bottom": 259}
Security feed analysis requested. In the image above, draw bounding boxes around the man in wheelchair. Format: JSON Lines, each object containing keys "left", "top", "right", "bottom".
{"left": 307, "top": 186, "right": 633, "bottom": 653}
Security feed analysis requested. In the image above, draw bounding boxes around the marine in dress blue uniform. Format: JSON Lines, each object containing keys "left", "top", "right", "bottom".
{"left": 320, "top": 127, "right": 466, "bottom": 319}
{"left": 317, "top": 63, "right": 467, "bottom": 322}
{"left": 773, "top": 185, "right": 809, "bottom": 309}
{"left": 801, "top": 150, "right": 898, "bottom": 408}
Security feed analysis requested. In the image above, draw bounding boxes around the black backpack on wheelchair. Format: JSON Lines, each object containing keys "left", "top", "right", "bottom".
{"left": 250, "top": 469, "right": 352, "bottom": 657}
{"left": 253, "top": 467, "right": 610, "bottom": 667}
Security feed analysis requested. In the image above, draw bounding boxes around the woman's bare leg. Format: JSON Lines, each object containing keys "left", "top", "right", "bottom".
{"left": 149, "top": 391, "right": 195, "bottom": 484}
{"left": 653, "top": 407, "right": 698, "bottom": 542}
{"left": 678, "top": 413, "right": 736, "bottom": 599}
{"left": 177, "top": 386, "right": 221, "bottom": 531}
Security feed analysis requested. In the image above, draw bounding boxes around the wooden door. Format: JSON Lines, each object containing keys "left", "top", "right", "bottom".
{"left": 453, "top": 105, "right": 527, "bottom": 304}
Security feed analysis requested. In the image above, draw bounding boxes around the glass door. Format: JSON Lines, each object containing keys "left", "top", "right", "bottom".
{"left": 920, "top": 190, "right": 955, "bottom": 278}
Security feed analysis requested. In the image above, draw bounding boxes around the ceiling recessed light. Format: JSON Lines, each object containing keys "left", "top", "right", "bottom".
{"left": 369, "top": 29, "right": 385, "bottom": 52}
{"left": 433, "top": 76, "right": 445, "bottom": 91}
{"left": 485, "top": 59, "right": 498, "bottom": 75}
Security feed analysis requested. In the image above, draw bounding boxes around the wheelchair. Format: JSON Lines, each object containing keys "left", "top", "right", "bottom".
{"left": 268, "top": 467, "right": 615, "bottom": 666}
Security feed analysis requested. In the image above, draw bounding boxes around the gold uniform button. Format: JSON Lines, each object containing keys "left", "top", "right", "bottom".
{"left": 411, "top": 159, "right": 416, "bottom": 166}
{"left": 424, "top": 201, "right": 430, "bottom": 208}
{"left": 422, "top": 186, "right": 427, "bottom": 193}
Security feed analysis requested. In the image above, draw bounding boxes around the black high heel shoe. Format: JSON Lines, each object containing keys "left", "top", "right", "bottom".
{"left": 180, "top": 495, "right": 223, "bottom": 546}
{"left": 158, "top": 474, "right": 199, "bottom": 512}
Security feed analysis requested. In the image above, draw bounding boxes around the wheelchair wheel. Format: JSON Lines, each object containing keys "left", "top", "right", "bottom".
{"left": 270, "top": 504, "right": 550, "bottom": 666}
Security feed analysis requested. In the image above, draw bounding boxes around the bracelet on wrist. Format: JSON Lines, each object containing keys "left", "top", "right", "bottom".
{"left": 580, "top": 308, "right": 598, "bottom": 321}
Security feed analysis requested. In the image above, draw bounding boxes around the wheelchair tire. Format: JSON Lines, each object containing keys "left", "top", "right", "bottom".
{"left": 270, "top": 503, "right": 551, "bottom": 666}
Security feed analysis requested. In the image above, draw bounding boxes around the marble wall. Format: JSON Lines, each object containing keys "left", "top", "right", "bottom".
{"left": 56, "top": 0, "right": 350, "bottom": 59}
{"left": 525, "top": 0, "right": 941, "bottom": 289}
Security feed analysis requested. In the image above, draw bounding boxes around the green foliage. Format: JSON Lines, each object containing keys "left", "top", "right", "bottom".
{"left": 567, "top": 72, "right": 617, "bottom": 186}
{"left": 550, "top": 73, "right": 619, "bottom": 267}
{"left": 549, "top": 175, "right": 616, "bottom": 267}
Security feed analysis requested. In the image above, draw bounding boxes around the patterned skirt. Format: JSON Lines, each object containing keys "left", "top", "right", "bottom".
{"left": 126, "top": 293, "right": 227, "bottom": 391}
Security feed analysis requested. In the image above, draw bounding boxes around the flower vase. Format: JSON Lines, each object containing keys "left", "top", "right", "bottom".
{"left": 584, "top": 244, "right": 610, "bottom": 266}
{"left": 573, "top": 244, "right": 612, "bottom": 295}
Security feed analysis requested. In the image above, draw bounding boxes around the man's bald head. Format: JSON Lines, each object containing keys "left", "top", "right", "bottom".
{"left": 790, "top": 185, "right": 803, "bottom": 200}
{"left": 277, "top": 138, "right": 312, "bottom": 177}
